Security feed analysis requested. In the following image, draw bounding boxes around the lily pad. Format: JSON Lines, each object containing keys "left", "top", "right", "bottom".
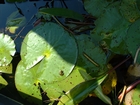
{"left": 75, "top": 34, "right": 107, "bottom": 77}
{"left": 83, "top": 0, "right": 112, "bottom": 18}
{"left": 91, "top": 1, "right": 130, "bottom": 54}
{"left": 0, "top": 33, "right": 16, "bottom": 66}
{"left": 120, "top": 0, "right": 140, "bottom": 22}
{"left": 0, "top": 76, "right": 8, "bottom": 90}
{"left": 15, "top": 61, "right": 42, "bottom": 105}
{"left": 6, "top": 11, "right": 26, "bottom": 34}
{"left": 21, "top": 22, "right": 77, "bottom": 82}
{"left": 0, "top": 63, "right": 12, "bottom": 74}
{"left": 15, "top": 60, "right": 86, "bottom": 104}
{"left": 125, "top": 18, "right": 140, "bottom": 63}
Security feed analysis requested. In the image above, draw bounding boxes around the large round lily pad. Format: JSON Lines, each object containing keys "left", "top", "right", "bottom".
{"left": 15, "top": 60, "right": 86, "bottom": 104}
{"left": 21, "top": 22, "right": 78, "bottom": 83}
{"left": 0, "top": 33, "right": 16, "bottom": 66}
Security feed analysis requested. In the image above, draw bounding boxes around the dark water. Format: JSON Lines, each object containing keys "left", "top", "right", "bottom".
{"left": 0, "top": 0, "right": 86, "bottom": 52}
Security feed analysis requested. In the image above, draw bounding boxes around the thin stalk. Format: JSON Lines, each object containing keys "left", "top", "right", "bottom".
{"left": 14, "top": 15, "right": 35, "bottom": 41}
{"left": 52, "top": 15, "right": 75, "bottom": 35}
{"left": 83, "top": 52, "right": 99, "bottom": 67}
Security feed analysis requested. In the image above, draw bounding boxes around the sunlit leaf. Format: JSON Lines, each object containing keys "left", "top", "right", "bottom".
{"left": 21, "top": 22, "right": 77, "bottom": 83}
{"left": 0, "top": 33, "right": 16, "bottom": 66}
{"left": 124, "top": 84, "right": 140, "bottom": 105}
{"left": 0, "top": 63, "right": 12, "bottom": 74}
{"left": 39, "top": 8, "right": 84, "bottom": 21}
{"left": 57, "top": 74, "right": 107, "bottom": 105}
{"left": 15, "top": 61, "right": 42, "bottom": 105}
{"left": 15, "top": 61, "right": 86, "bottom": 104}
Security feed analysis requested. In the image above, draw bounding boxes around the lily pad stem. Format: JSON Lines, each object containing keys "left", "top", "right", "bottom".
{"left": 51, "top": 15, "right": 75, "bottom": 35}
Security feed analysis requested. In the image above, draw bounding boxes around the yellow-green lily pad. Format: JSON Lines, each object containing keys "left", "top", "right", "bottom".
{"left": 0, "top": 33, "right": 16, "bottom": 66}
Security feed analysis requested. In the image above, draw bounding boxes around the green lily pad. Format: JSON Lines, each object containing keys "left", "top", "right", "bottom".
{"left": 75, "top": 34, "right": 107, "bottom": 77}
{"left": 83, "top": 0, "right": 112, "bottom": 18}
{"left": 0, "top": 76, "right": 8, "bottom": 90}
{"left": 0, "top": 63, "right": 12, "bottom": 74}
{"left": 21, "top": 22, "right": 77, "bottom": 77}
{"left": 15, "top": 60, "right": 86, "bottom": 104}
{"left": 131, "top": 84, "right": 140, "bottom": 105}
{"left": 125, "top": 18, "right": 140, "bottom": 63}
{"left": 0, "top": 33, "right": 16, "bottom": 66}
{"left": 120, "top": 0, "right": 140, "bottom": 22}
{"left": 91, "top": 1, "right": 130, "bottom": 54}
{"left": 15, "top": 61, "right": 42, "bottom": 105}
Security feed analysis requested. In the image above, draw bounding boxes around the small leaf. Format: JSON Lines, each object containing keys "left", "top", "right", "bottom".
{"left": 0, "top": 63, "right": 12, "bottom": 74}
{"left": 0, "top": 76, "right": 8, "bottom": 90}
{"left": 94, "top": 85, "right": 112, "bottom": 105}
{"left": 0, "top": 33, "right": 16, "bottom": 66}
{"left": 6, "top": 11, "right": 26, "bottom": 34}
{"left": 39, "top": 8, "right": 84, "bottom": 21}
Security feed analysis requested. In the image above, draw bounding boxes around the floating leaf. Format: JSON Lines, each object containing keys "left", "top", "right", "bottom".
{"left": 75, "top": 34, "right": 108, "bottom": 77}
{"left": 0, "top": 33, "right": 16, "bottom": 66}
{"left": 91, "top": 1, "right": 130, "bottom": 54}
{"left": 124, "top": 84, "right": 140, "bottom": 105}
{"left": 6, "top": 11, "right": 26, "bottom": 34}
{"left": 15, "top": 60, "right": 86, "bottom": 104}
{"left": 125, "top": 18, "right": 140, "bottom": 63}
{"left": 21, "top": 22, "right": 77, "bottom": 83}
{"left": 83, "top": 0, "right": 112, "bottom": 18}
{"left": 15, "top": 61, "right": 42, "bottom": 105}
{"left": 0, "top": 63, "right": 12, "bottom": 74}
{"left": 120, "top": 0, "right": 140, "bottom": 22}
{"left": 0, "top": 76, "right": 8, "bottom": 90}
{"left": 40, "top": 66, "right": 86, "bottom": 102}
{"left": 39, "top": 8, "right": 84, "bottom": 21}
{"left": 57, "top": 74, "right": 107, "bottom": 105}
